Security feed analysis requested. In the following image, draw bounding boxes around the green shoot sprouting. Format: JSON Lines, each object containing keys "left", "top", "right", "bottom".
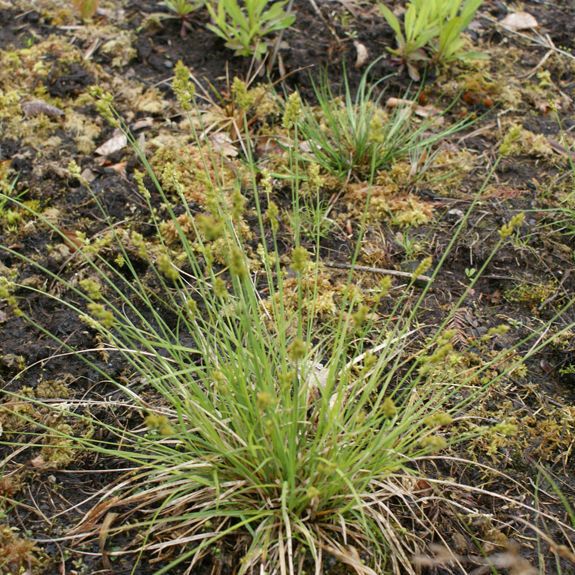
{"left": 379, "top": 0, "right": 485, "bottom": 80}
{"left": 206, "top": 0, "right": 295, "bottom": 59}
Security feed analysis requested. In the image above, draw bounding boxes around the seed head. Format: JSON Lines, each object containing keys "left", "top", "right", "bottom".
{"left": 87, "top": 303, "right": 114, "bottom": 329}
{"left": 67, "top": 160, "right": 82, "bottom": 179}
{"left": 307, "top": 486, "right": 321, "bottom": 500}
{"left": 352, "top": 304, "right": 370, "bottom": 327}
{"left": 419, "top": 435, "right": 447, "bottom": 452}
{"left": 288, "top": 338, "right": 307, "bottom": 361}
{"left": 158, "top": 253, "right": 180, "bottom": 282}
{"left": 492, "top": 422, "right": 518, "bottom": 436}
{"left": 145, "top": 414, "right": 174, "bottom": 436}
{"left": 499, "top": 212, "right": 525, "bottom": 240}
{"left": 79, "top": 278, "right": 102, "bottom": 301}
{"left": 196, "top": 213, "right": 224, "bottom": 241}
{"left": 266, "top": 201, "right": 280, "bottom": 233}
{"left": 227, "top": 245, "right": 247, "bottom": 278}
{"left": 424, "top": 412, "right": 454, "bottom": 427}
{"left": 186, "top": 299, "right": 198, "bottom": 319}
{"left": 231, "top": 77, "right": 253, "bottom": 111}
{"left": 213, "top": 277, "right": 228, "bottom": 298}
{"left": 134, "top": 170, "right": 151, "bottom": 200}
{"left": 376, "top": 276, "right": 393, "bottom": 301}
{"left": 173, "top": 61, "right": 196, "bottom": 111}
{"left": 256, "top": 391, "right": 274, "bottom": 410}
{"left": 90, "top": 87, "right": 118, "bottom": 127}
{"left": 291, "top": 246, "right": 310, "bottom": 273}
{"left": 382, "top": 397, "right": 397, "bottom": 418}
{"left": 414, "top": 256, "right": 432, "bottom": 278}
{"left": 282, "top": 91, "right": 302, "bottom": 129}
{"left": 231, "top": 188, "right": 246, "bottom": 221}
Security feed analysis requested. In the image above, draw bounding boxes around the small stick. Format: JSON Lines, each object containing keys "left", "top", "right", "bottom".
{"left": 324, "top": 261, "right": 432, "bottom": 285}
{"left": 307, "top": 0, "right": 341, "bottom": 42}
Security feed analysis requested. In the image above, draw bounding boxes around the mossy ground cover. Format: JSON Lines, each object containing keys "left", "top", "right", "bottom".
{"left": 0, "top": 1, "right": 575, "bottom": 574}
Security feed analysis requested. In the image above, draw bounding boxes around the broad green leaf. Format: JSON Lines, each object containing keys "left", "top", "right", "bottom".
{"left": 459, "top": 49, "right": 488, "bottom": 61}
{"left": 415, "top": 26, "right": 440, "bottom": 48}
{"left": 413, "top": 2, "right": 431, "bottom": 38}
{"left": 461, "top": 0, "right": 482, "bottom": 26}
{"left": 223, "top": 0, "right": 249, "bottom": 30}
{"left": 206, "top": 22, "right": 230, "bottom": 41}
{"left": 404, "top": 4, "right": 416, "bottom": 42}
{"left": 379, "top": 4, "right": 404, "bottom": 44}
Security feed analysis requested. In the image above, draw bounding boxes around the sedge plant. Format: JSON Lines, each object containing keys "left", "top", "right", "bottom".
{"left": 293, "top": 68, "right": 469, "bottom": 182}
{"left": 1, "top": 69, "right": 575, "bottom": 574}
{"left": 206, "top": 0, "right": 295, "bottom": 59}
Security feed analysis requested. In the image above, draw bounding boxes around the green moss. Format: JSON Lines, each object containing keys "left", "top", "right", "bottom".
{"left": 500, "top": 123, "right": 554, "bottom": 158}
{"left": 35, "top": 377, "right": 73, "bottom": 399}
{"left": 0, "top": 525, "right": 42, "bottom": 574}
{"left": 0, "top": 399, "right": 36, "bottom": 437}
{"left": 345, "top": 163, "right": 434, "bottom": 227}
{"left": 157, "top": 253, "right": 180, "bottom": 282}
{"left": 504, "top": 281, "right": 556, "bottom": 309}
{"left": 150, "top": 144, "right": 233, "bottom": 206}
{"left": 38, "top": 423, "right": 76, "bottom": 469}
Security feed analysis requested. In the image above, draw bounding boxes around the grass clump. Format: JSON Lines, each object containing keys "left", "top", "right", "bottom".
{"left": 1, "top": 70, "right": 574, "bottom": 575}
{"left": 292, "top": 70, "right": 467, "bottom": 182}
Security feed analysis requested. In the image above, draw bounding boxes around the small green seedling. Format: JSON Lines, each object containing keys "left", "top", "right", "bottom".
{"left": 162, "top": 0, "right": 205, "bottom": 37}
{"left": 465, "top": 267, "right": 477, "bottom": 279}
{"left": 72, "top": 0, "right": 99, "bottom": 20}
{"left": 379, "top": 1, "right": 439, "bottom": 80}
{"left": 206, "top": 0, "right": 295, "bottom": 59}
{"left": 380, "top": 0, "right": 484, "bottom": 80}
{"left": 433, "top": 0, "right": 485, "bottom": 64}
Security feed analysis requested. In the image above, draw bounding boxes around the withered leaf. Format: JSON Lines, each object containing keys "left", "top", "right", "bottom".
{"left": 501, "top": 12, "right": 538, "bottom": 31}
{"left": 21, "top": 100, "right": 65, "bottom": 118}
{"left": 95, "top": 132, "right": 128, "bottom": 156}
